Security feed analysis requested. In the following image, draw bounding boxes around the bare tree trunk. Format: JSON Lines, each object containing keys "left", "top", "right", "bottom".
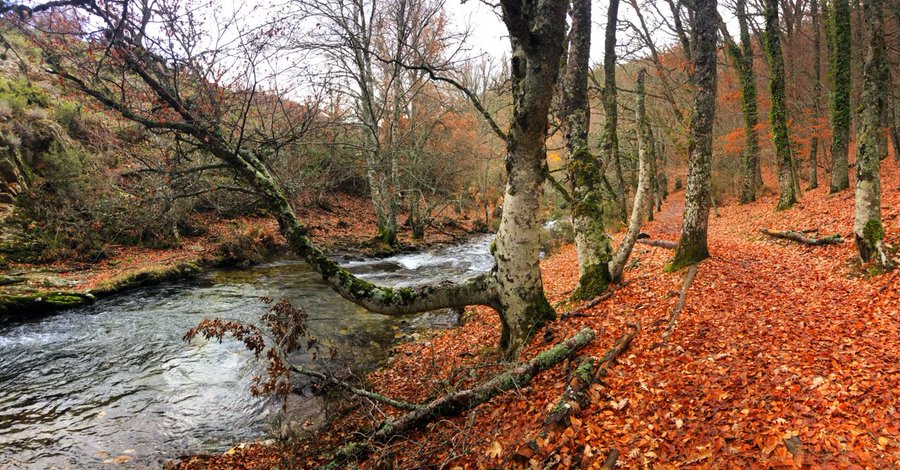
{"left": 828, "top": 0, "right": 852, "bottom": 192}
{"left": 609, "top": 69, "right": 652, "bottom": 282}
{"left": 560, "top": 0, "right": 615, "bottom": 300}
{"left": 602, "top": 0, "right": 628, "bottom": 222}
{"left": 493, "top": 0, "right": 570, "bottom": 355}
{"left": 854, "top": 0, "right": 893, "bottom": 267}
{"left": 764, "top": 0, "right": 799, "bottom": 210}
{"left": 809, "top": 0, "right": 822, "bottom": 189}
{"left": 669, "top": 0, "right": 718, "bottom": 270}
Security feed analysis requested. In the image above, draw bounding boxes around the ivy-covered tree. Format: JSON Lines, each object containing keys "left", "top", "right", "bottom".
{"left": 826, "top": 0, "right": 852, "bottom": 192}
{"left": 763, "top": 0, "right": 800, "bottom": 210}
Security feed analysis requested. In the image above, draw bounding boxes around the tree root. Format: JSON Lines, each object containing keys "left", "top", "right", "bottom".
{"left": 760, "top": 228, "right": 843, "bottom": 245}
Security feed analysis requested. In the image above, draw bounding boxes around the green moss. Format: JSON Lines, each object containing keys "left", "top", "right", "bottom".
{"left": 573, "top": 262, "right": 611, "bottom": 300}
{"left": 863, "top": 219, "right": 885, "bottom": 244}
{"left": 666, "top": 242, "right": 708, "bottom": 272}
{"left": 92, "top": 262, "right": 201, "bottom": 296}
{"left": 45, "top": 293, "right": 86, "bottom": 307}
{"left": 0, "top": 291, "right": 94, "bottom": 317}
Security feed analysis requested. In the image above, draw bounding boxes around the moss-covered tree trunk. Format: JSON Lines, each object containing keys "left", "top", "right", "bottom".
{"left": 853, "top": 0, "right": 892, "bottom": 267}
{"left": 669, "top": 0, "right": 718, "bottom": 270}
{"left": 601, "top": 0, "right": 627, "bottom": 222}
{"left": 764, "top": 0, "right": 799, "bottom": 211}
{"left": 827, "top": 0, "right": 852, "bottom": 192}
{"left": 493, "top": 0, "right": 569, "bottom": 355}
{"left": 726, "top": 0, "right": 762, "bottom": 203}
{"left": 808, "top": 0, "right": 822, "bottom": 190}
{"left": 560, "top": 0, "right": 614, "bottom": 299}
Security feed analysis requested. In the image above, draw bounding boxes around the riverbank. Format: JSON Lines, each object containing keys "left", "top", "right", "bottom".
{"left": 175, "top": 160, "right": 898, "bottom": 468}
{"left": 0, "top": 194, "right": 480, "bottom": 319}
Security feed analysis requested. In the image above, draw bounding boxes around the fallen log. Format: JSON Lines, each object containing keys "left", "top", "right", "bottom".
{"left": 322, "top": 327, "right": 598, "bottom": 468}
{"left": 544, "top": 326, "right": 638, "bottom": 429}
{"left": 636, "top": 238, "right": 677, "bottom": 249}
{"left": 660, "top": 264, "right": 699, "bottom": 344}
{"left": 759, "top": 228, "right": 843, "bottom": 246}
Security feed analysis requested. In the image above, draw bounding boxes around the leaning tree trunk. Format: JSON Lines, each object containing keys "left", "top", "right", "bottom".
{"left": 827, "top": 0, "right": 852, "bottom": 192}
{"left": 560, "top": 0, "right": 615, "bottom": 300}
{"left": 601, "top": 0, "right": 627, "bottom": 222}
{"left": 853, "top": 0, "right": 892, "bottom": 267}
{"left": 669, "top": 0, "right": 718, "bottom": 270}
{"left": 809, "top": 0, "right": 822, "bottom": 190}
{"left": 493, "top": 0, "right": 570, "bottom": 355}
{"left": 764, "top": 0, "right": 799, "bottom": 211}
{"left": 609, "top": 69, "right": 652, "bottom": 281}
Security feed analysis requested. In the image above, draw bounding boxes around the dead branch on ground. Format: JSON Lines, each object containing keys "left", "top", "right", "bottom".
{"left": 321, "top": 327, "right": 598, "bottom": 468}
{"left": 660, "top": 264, "right": 699, "bottom": 344}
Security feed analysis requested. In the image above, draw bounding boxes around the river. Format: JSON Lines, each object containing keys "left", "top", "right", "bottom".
{"left": 0, "top": 235, "right": 494, "bottom": 468}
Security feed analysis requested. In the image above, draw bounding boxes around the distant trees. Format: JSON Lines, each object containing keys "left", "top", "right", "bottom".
{"left": 722, "top": 0, "right": 762, "bottom": 203}
{"left": 295, "top": 0, "right": 457, "bottom": 246}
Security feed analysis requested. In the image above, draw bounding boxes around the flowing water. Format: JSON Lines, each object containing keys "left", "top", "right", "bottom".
{"left": 0, "top": 235, "right": 494, "bottom": 469}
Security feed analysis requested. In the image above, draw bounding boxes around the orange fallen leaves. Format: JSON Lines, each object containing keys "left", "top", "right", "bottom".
{"left": 177, "top": 160, "right": 899, "bottom": 469}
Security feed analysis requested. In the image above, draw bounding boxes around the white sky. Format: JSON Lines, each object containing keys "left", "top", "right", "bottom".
{"left": 442, "top": 0, "right": 730, "bottom": 68}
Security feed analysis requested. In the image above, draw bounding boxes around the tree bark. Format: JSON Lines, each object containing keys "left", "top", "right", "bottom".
{"left": 609, "top": 69, "right": 652, "bottom": 282}
{"left": 853, "top": 0, "right": 893, "bottom": 267}
{"left": 493, "top": 0, "right": 570, "bottom": 355}
{"left": 601, "top": 0, "right": 628, "bottom": 222}
{"left": 560, "top": 0, "right": 615, "bottom": 300}
{"left": 764, "top": 0, "right": 799, "bottom": 211}
{"left": 669, "top": 0, "right": 718, "bottom": 270}
{"left": 827, "top": 0, "right": 852, "bottom": 192}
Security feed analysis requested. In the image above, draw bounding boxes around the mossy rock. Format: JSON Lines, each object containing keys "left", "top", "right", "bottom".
{"left": 0, "top": 291, "right": 94, "bottom": 317}
{"left": 91, "top": 262, "right": 202, "bottom": 296}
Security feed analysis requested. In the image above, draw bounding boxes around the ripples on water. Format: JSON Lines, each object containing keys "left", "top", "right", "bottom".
{"left": 0, "top": 235, "right": 493, "bottom": 468}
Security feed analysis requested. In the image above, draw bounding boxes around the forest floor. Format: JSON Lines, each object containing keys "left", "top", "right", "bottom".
{"left": 0, "top": 194, "right": 478, "bottom": 314}
{"left": 178, "top": 158, "right": 899, "bottom": 469}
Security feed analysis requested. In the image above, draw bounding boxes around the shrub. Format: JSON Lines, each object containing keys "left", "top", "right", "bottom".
{"left": 539, "top": 219, "right": 575, "bottom": 257}
{"left": 216, "top": 222, "right": 280, "bottom": 265}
